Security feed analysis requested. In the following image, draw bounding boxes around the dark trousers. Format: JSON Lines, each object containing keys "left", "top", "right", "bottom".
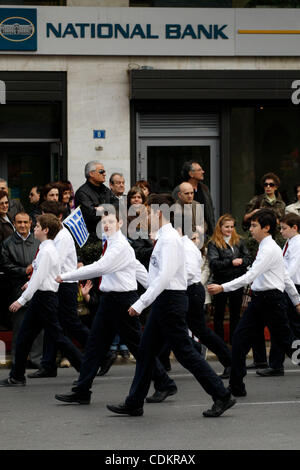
{"left": 11, "top": 306, "right": 44, "bottom": 366}
{"left": 11, "top": 291, "right": 83, "bottom": 381}
{"left": 126, "top": 290, "right": 230, "bottom": 409}
{"left": 269, "top": 292, "right": 300, "bottom": 369}
{"left": 213, "top": 288, "right": 244, "bottom": 344}
{"left": 230, "top": 290, "right": 296, "bottom": 389}
{"left": 41, "top": 283, "right": 90, "bottom": 371}
{"left": 158, "top": 283, "right": 231, "bottom": 368}
{"left": 251, "top": 286, "right": 300, "bottom": 369}
{"left": 73, "top": 290, "right": 175, "bottom": 395}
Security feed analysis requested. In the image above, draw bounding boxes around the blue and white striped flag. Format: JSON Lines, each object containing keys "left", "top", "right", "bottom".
{"left": 63, "top": 206, "right": 89, "bottom": 248}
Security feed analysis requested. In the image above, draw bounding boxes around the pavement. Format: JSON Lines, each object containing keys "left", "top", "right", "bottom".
{"left": 1, "top": 355, "right": 300, "bottom": 451}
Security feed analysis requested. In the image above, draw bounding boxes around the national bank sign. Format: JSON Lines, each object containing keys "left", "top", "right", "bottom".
{"left": 2, "top": 6, "right": 300, "bottom": 56}
{"left": 0, "top": 8, "right": 37, "bottom": 51}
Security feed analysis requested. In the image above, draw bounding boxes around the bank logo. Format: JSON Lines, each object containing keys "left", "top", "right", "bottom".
{"left": 0, "top": 8, "right": 37, "bottom": 51}
{"left": 0, "top": 17, "right": 34, "bottom": 42}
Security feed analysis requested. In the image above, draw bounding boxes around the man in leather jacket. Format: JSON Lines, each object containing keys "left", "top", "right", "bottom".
{"left": 0, "top": 212, "right": 42, "bottom": 366}
{"left": 75, "top": 161, "right": 117, "bottom": 236}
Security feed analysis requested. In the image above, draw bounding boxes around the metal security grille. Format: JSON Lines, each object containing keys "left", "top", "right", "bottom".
{"left": 137, "top": 113, "right": 219, "bottom": 137}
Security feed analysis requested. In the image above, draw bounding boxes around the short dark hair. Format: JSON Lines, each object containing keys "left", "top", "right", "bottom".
{"left": 102, "top": 203, "right": 121, "bottom": 222}
{"left": 40, "top": 182, "right": 62, "bottom": 201}
{"left": 260, "top": 172, "right": 281, "bottom": 188}
{"left": 31, "top": 185, "right": 42, "bottom": 195}
{"left": 181, "top": 161, "right": 202, "bottom": 182}
{"left": 281, "top": 213, "right": 300, "bottom": 231}
{"left": 13, "top": 211, "right": 31, "bottom": 221}
{"left": 148, "top": 193, "right": 175, "bottom": 207}
{"left": 109, "top": 173, "right": 124, "bottom": 185}
{"left": 127, "top": 186, "right": 146, "bottom": 208}
{"left": 40, "top": 201, "right": 66, "bottom": 218}
{"left": 36, "top": 213, "right": 61, "bottom": 240}
{"left": 251, "top": 208, "right": 277, "bottom": 237}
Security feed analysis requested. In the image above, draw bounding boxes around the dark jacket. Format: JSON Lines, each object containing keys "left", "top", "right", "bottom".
{"left": 193, "top": 183, "right": 215, "bottom": 236}
{"left": 207, "top": 239, "right": 252, "bottom": 284}
{"left": 0, "top": 213, "right": 14, "bottom": 245}
{"left": 243, "top": 193, "right": 286, "bottom": 231}
{"left": 75, "top": 180, "right": 116, "bottom": 234}
{"left": 128, "top": 236, "right": 154, "bottom": 270}
{"left": 0, "top": 231, "right": 40, "bottom": 300}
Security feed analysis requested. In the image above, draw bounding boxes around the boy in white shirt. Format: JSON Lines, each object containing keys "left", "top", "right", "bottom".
{"left": 107, "top": 194, "right": 236, "bottom": 418}
{"left": 208, "top": 209, "right": 300, "bottom": 397}
{"left": 0, "top": 214, "right": 82, "bottom": 387}
{"left": 55, "top": 207, "right": 177, "bottom": 405}
{"left": 28, "top": 201, "right": 90, "bottom": 379}
{"left": 256, "top": 213, "right": 300, "bottom": 377}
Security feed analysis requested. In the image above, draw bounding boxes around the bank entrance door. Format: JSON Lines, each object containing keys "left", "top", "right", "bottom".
{"left": 136, "top": 113, "right": 220, "bottom": 216}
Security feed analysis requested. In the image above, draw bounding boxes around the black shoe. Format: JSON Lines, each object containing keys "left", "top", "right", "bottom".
{"left": 228, "top": 385, "right": 247, "bottom": 397}
{"left": 97, "top": 355, "right": 116, "bottom": 376}
{"left": 219, "top": 366, "right": 231, "bottom": 379}
{"left": 120, "top": 350, "right": 130, "bottom": 359}
{"left": 55, "top": 392, "right": 91, "bottom": 405}
{"left": 0, "top": 377, "right": 26, "bottom": 387}
{"left": 246, "top": 362, "right": 268, "bottom": 370}
{"left": 146, "top": 387, "right": 177, "bottom": 403}
{"left": 107, "top": 402, "right": 143, "bottom": 416}
{"left": 27, "top": 368, "right": 57, "bottom": 378}
{"left": 203, "top": 396, "right": 236, "bottom": 417}
{"left": 256, "top": 367, "right": 284, "bottom": 377}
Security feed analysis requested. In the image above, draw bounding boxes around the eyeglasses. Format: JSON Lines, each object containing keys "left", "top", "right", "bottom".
{"left": 264, "top": 182, "right": 275, "bottom": 188}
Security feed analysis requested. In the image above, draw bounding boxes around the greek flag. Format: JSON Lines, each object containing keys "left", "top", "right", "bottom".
{"left": 63, "top": 206, "right": 89, "bottom": 248}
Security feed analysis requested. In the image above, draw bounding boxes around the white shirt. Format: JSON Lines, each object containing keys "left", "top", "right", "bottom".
{"left": 132, "top": 223, "right": 187, "bottom": 314}
{"left": 54, "top": 226, "right": 78, "bottom": 282}
{"left": 60, "top": 229, "right": 148, "bottom": 292}
{"left": 18, "top": 239, "right": 60, "bottom": 306}
{"left": 182, "top": 235, "right": 203, "bottom": 286}
{"left": 222, "top": 235, "right": 300, "bottom": 306}
{"left": 283, "top": 234, "right": 300, "bottom": 285}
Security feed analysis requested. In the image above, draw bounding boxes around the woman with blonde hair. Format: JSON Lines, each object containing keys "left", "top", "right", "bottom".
{"left": 207, "top": 214, "right": 251, "bottom": 343}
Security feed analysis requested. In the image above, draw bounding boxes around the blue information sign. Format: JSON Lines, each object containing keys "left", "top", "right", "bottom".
{"left": 93, "top": 130, "right": 106, "bottom": 139}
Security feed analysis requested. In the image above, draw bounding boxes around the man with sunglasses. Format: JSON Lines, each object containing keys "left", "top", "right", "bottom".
{"left": 75, "top": 161, "right": 117, "bottom": 236}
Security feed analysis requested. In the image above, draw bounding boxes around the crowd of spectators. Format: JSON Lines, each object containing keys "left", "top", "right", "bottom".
{"left": 0, "top": 162, "right": 298, "bottom": 371}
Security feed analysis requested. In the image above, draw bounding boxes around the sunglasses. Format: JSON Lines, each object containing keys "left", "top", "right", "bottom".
{"left": 97, "top": 169, "right": 106, "bottom": 175}
{"left": 264, "top": 182, "right": 275, "bottom": 188}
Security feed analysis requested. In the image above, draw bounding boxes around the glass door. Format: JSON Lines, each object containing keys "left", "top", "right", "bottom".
{"left": 137, "top": 137, "right": 220, "bottom": 216}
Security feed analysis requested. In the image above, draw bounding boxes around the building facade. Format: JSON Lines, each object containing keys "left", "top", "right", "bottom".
{"left": 1, "top": 0, "right": 300, "bottom": 227}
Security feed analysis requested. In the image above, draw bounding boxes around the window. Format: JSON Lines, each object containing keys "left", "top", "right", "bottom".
{"left": 230, "top": 104, "right": 300, "bottom": 230}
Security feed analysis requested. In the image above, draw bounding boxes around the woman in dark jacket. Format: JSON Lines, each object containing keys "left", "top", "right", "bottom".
{"left": 207, "top": 213, "right": 251, "bottom": 344}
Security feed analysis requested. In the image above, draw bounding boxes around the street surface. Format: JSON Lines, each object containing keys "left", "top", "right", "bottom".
{"left": 1, "top": 357, "right": 300, "bottom": 450}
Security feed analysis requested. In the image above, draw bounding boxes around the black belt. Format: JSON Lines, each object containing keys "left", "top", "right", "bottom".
{"left": 251, "top": 289, "right": 282, "bottom": 297}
